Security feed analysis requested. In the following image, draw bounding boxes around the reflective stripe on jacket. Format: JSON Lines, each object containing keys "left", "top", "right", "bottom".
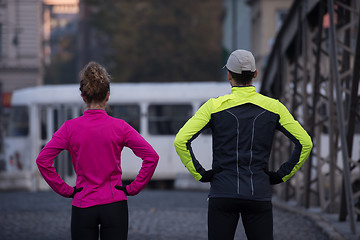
{"left": 174, "top": 86, "right": 312, "bottom": 201}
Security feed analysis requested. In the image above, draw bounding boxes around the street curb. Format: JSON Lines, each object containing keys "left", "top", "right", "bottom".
{"left": 273, "top": 200, "right": 346, "bottom": 240}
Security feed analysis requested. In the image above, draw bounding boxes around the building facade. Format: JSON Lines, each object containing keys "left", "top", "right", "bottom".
{"left": 0, "top": 0, "right": 43, "bottom": 94}
{"left": 222, "top": 0, "right": 251, "bottom": 61}
{"left": 247, "top": 0, "right": 294, "bottom": 81}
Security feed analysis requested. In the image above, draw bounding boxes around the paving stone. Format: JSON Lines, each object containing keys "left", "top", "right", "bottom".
{"left": 0, "top": 190, "right": 329, "bottom": 240}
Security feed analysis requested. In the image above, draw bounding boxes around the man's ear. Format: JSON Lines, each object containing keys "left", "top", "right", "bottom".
{"left": 105, "top": 92, "right": 110, "bottom": 102}
{"left": 253, "top": 70, "right": 258, "bottom": 79}
{"left": 227, "top": 71, "right": 232, "bottom": 81}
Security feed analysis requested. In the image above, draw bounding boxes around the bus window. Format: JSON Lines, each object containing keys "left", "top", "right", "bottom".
{"left": 7, "top": 106, "right": 29, "bottom": 137}
{"left": 67, "top": 150, "right": 75, "bottom": 177}
{"left": 66, "top": 108, "right": 73, "bottom": 119}
{"left": 108, "top": 104, "right": 141, "bottom": 132}
{"left": 148, "top": 104, "right": 192, "bottom": 135}
{"left": 53, "top": 109, "right": 59, "bottom": 132}
{"left": 40, "top": 107, "right": 47, "bottom": 140}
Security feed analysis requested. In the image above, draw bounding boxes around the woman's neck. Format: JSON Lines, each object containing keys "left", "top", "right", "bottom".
{"left": 87, "top": 102, "right": 106, "bottom": 110}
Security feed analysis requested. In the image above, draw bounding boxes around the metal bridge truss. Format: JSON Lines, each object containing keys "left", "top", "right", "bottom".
{"left": 261, "top": 0, "right": 360, "bottom": 234}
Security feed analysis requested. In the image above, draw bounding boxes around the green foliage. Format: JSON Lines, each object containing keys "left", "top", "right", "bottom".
{"left": 85, "top": 0, "right": 223, "bottom": 83}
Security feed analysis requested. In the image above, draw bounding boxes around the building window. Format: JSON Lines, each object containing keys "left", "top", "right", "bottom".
{"left": 148, "top": 104, "right": 192, "bottom": 135}
{"left": 7, "top": 106, "right": 29, "bottom": 137}
{"left": 40, "top": 107, "right": 47, "bottom": 140}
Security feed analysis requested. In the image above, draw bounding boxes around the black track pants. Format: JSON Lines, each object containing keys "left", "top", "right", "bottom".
{"left": 71, "top": 201, "right": 128, "bottom": 240}
{"left": 208, "top": 198, "right": 273, "bottom": 240}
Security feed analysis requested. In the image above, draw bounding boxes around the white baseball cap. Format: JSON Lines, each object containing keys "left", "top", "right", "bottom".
{"left": 224, "top": 49, "right": 256, "bottom": 74}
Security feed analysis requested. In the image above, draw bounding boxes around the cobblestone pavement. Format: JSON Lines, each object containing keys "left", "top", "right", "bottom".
{"left": 0, "top": 190, "right": 328, "bottom": 240}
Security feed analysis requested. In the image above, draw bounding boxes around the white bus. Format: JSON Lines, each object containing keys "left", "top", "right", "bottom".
{"left": 2, "top": 82, "right": 244, "bottom": 191}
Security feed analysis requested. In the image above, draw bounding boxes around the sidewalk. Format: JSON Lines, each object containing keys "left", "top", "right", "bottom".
{"left": 175, "top": 173, "right": 359, "bottom": 239}
{"left": 273, "top": 199, "right": 360, "bottom": 240}
{"left": 0, "top": 190, "right": 329, "bottom": 240}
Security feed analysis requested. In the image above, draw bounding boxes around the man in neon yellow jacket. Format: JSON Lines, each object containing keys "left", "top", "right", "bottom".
{"left": 174, "top": 49, "right": 312, "bottom": 240}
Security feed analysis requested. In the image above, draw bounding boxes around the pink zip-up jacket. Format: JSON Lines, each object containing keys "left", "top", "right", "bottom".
{"left": 36, "top": 109, "right": 159, "bottom": 208}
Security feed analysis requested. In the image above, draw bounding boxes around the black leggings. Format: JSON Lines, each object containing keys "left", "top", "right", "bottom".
{"left": 71, "top": 201, "right": 128, "bottom": 240}
{"left": 208, "top": 198, "right": 273, "bottom": 240}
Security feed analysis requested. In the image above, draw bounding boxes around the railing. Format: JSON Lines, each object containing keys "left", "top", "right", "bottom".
{"left": 261, "top": 0, "right": 360, "bottom": 234}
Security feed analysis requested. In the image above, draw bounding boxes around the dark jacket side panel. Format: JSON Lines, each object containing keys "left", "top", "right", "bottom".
{"left": 209, "top": 103, "right": 279, "bottom": 200}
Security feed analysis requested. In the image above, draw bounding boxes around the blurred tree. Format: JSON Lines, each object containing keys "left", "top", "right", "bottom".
{"left": 44, "top": 33, "right": 78, "bottom": 85}
{"left": 84, "top": 0, "right": 223, "bottom": 82}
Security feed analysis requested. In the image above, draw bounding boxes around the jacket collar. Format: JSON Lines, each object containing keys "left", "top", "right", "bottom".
{"left": 83, "top": 109, "right": 107, "bottom": 115}
{"left": 231, "top": 85, "right": 256, "bottom": 95}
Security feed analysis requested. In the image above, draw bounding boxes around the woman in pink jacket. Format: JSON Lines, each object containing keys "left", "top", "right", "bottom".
{"left": 36, "top": 62, "right": 159, "bottom": 240}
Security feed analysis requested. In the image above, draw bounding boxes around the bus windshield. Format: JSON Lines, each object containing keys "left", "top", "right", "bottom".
{"left": 7, "top": 106, "right": 29, "bottom": 137}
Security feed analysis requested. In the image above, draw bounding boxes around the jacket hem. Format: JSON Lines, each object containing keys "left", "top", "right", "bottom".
{"left": 208, "top": 192, "right": 272, "bottom": 201}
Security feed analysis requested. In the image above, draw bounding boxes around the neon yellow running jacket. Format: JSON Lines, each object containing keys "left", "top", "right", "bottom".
{"left": 174, "top": 86, "right": 313, "bottom": 200}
